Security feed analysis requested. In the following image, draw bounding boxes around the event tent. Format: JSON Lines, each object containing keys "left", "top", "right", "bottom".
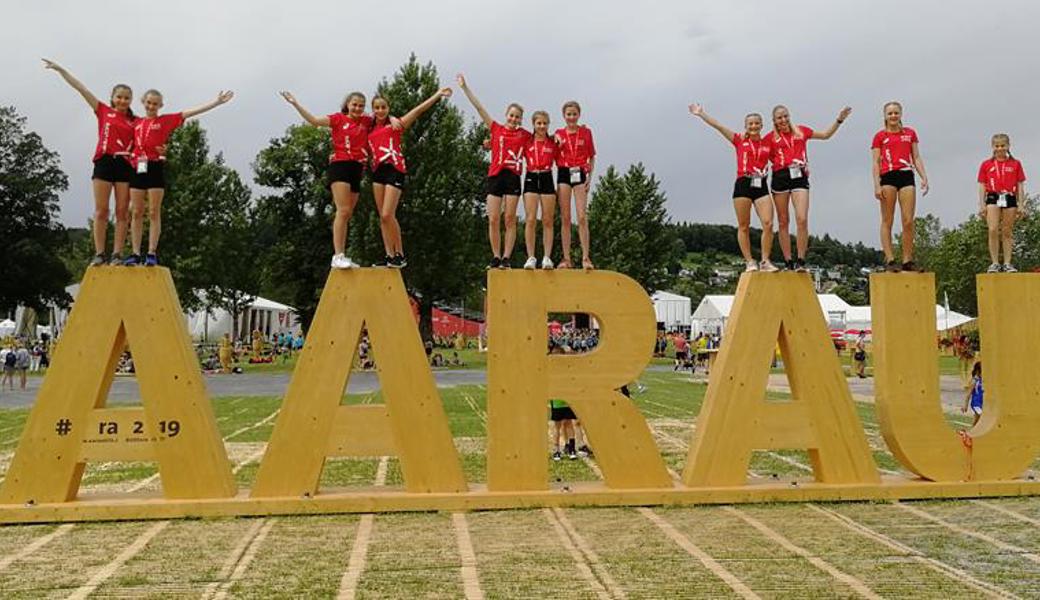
{"left": 651, "top": 291, "right": 692, "bottom": 329}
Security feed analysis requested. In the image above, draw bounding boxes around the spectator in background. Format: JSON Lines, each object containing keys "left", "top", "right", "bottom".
{"left": 962, "top": 361, "right": 983, "bottom": 427}
{"left": 673, "top": 332, "right": 688, "bottom": 371}
{"left": 853, "top": 332, "right": 868, "bottom": 379}
{"left": 1, "top": 346, "right": 15, "bottom": 391}
{"left": 14, "top": 344, "right": 30, "bottom": 389}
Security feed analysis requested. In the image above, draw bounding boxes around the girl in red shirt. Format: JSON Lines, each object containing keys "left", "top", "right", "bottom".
{"left": 554, "top": 101, "right": 596, "bottom": 269}
{"left": 522, "top": 111, "right": 558, "bottom": 270}
{"left": 125, "top": 89, "right": 234, "bottom": 266}
{"left": 43, "top": 59, "right": 136, "bottom": 267}
{"left": 368, "top": 87, "right": 452, "bottom": 268}
{"left": 767, "top": 104, "right": 851, "bottom": 271}
{"left": 871, "top": 101, "right": 930, "bottom": 272}
{"left": 282, "top": 90, "right": 395, "bottom": 269}
{"left": 977, "top": 133, "right": 1027, "bottom": 272}
{"left": 457, "top": 74, "right": 531, "bottom": 269}
{"left": 689, "top": 103, "right": 778, "bottom": 272}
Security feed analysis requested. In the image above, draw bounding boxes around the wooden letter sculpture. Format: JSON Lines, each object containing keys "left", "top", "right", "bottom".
{"left": 684, "top": 272, "right": 879, "bottom": 487}
{"left": 486, "top": 270, "right": 672, "bottom": 491}
{"left": 0, "top": 267, "right": 235, "bottom": 504}
{"left": 251, "top": 269, "right": 466, "bottom": 497}
{"left": 872, "top": 273, "right": 1040, "bottom": 481}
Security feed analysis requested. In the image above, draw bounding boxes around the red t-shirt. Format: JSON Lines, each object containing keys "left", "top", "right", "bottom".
{"left": 768, "top": 125, "right": 813, "bottom": 172}
{"left": 328, "top": 113, "right": 372, "bottom": 163}
{"left": 554, "top": 126, "right": 596, "bottom": 170}
{"left": 977, "top": 158, "right": 1026, "bottom": 194}
{"left": 871, "top": 127, "right": 919, "bottom": 175}
{"left": 92, "top": 102, "right": 136, "bottom": 161}
{"left": 731, "top": 133, "right": 772, "bottom": 178}
{"left": 132, "top": 113, "right": 185, "bottom": 163}
{"left": 368, "top": 121, "right": 406, "bottom": 173}
{"left": 524, "top": 136, "right": 557, "bottom": 172}
{"left": 488, "top": 121, "right": 531, "bottom": 176}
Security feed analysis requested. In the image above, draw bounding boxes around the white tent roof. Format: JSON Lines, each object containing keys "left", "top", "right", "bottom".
{"left": 652, "top": 290, "right": 691, "bottom": 302}
{"left": 692, "top": 295, "right": 734, "bottom": 321}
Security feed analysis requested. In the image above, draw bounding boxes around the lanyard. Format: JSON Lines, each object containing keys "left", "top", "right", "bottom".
{"left": 993, "top": 159, "right": 1014, "bottom": 192}
{"left": 565, "top": 127, "right": 581, "bottom": 164}
{"left": 744, "top": 136, "right": 762, "bottom": 175}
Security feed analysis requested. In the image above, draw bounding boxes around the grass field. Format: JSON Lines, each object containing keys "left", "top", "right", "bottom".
{"left": 1, "top": 369, "right": 1038, "bottom": 598}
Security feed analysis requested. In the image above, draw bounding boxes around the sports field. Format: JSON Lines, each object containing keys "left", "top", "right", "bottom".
{"left": 1, "top": 370, "right": 1039, "bottom": 598}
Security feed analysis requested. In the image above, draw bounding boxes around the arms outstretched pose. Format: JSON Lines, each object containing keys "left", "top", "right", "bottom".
{"left": 457, "top": 73, "right": 531, "bottom": 269}
{"left": 521, "top": 111, "right": 559, "bottom": 270}
{"left": 282, "top": 90, "right": 374, "bottom": 269}
{"left": 368, "top": 87, "right": 452, "bottom": 268}
{"left": 43, "top": 58, "right": 136, "bottom": 266}
{"left": 766, "top": 104, "right": 851, "bottom": 271}
{"left": 689, "top": 103, "right": 777, "bottom": 273}
{"left": 871, "top": 101, "right": 929, "bottom": 271}
{"left": 977, "top": 133, "right": 1027, "bottom": 273}
{"left": 126, "top": 89, "right": 234, "bottom": 266}
{"left": 554, "top": 101, "right": 597, "bottom": 269}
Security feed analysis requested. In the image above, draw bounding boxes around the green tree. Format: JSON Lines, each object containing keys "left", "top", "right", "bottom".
{"left": 0, "top": 106, "right": 72, "bottom": 313}
{"left": 588, "top": 164, "right": 678, "bottom": 292}
{"left": 254, "top": 55, "right": 489, "bottom": 335}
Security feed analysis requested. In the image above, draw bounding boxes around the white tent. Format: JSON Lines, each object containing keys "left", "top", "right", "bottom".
{"left": 651, "top": 291, "right": 692, "bottom": 330}
{"left": 691, "top": 295, "right": 734, "bottom": 336}
{"left": 0, "top": 319, "right": 15, "bottom": 337}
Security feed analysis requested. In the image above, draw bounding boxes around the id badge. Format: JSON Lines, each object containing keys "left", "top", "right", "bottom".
{"left": 569, "top": 167, "right": 583, "bottom": 184}
{"left": 788, "top": 166, "right": 802, "bottom": 179}
{"left": 136, "top": 160, "right": 148, "bottom": 174}
{"left": 997, "top": 194, "right": 1008, "bottom": 208}
{"left": 751, "top": 177, "right": 762, "bottom": 188}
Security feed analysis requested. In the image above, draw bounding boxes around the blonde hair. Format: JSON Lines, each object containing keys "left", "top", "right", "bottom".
{"left": 771, "top": 105, "right": 790, "bottom": 136}
{"left": 992, "top": 133, "right": 1012, "bottom": 159}
{"left": 883, "top": 101, "right": 903, "bottom": 129}
{"left": 531, "top": 110, "right": 550, "bottom": 124}
{"left": 562, "top": 100, "right": 582, "bottom": 115}
{"left": 507, "top": 102, "right": 524, "bottom": 116}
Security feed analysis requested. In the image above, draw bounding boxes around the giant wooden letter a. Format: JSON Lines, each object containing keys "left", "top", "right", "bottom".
{"left": 683, "top": 272, "right": 878, "bottom": 487}
{"left": 0, "top": 268, "right": 235, "bottom": 504}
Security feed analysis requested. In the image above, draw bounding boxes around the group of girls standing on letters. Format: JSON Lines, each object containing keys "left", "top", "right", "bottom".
{"left": 692, "top": 101, "right": 1027, "bottom": 274}
{"left": 43, "top": 59, "right": 232, "bottom": 267}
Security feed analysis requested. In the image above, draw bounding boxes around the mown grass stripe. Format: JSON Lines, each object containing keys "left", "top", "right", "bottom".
{"left": 452, "top": 513, "right": 485, "bottom": 600}
{"left": 552, "top": 508, "right": 625, "bottom": 599}
{"left": 0, "top": 524, "right": 74, "bottom": 572}
{"left": 896, "top": 502, "right": 1040, "bottom": 565}
{"left": 543, "top": 508, "right": 612, "bottom": 600}
{"left": 66, "top": 521, "right": 169, "bottom": 600}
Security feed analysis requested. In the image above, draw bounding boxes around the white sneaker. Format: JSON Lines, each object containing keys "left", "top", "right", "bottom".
{"left": 541, "top": 256, "right": 554, "bottom": 270}
{"left": 523, "top": 256, "right": 538, "bottom": 270}
{"left": 986, "top": 263, "right": 1001, "bottom": 273}
{"left": 759, "top": 260, "right": 779, "bottom": 272}
{"left": 331, "top": 254, "right": 356, "bottom": 269}
{"left": 1003, "top": 264, "right": 1017, "bottom": 273}
{"left": 745, "top": 260, "right": 759, "bottom": 272}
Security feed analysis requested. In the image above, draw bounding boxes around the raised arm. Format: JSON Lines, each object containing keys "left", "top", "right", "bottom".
{"left": 456, "top": 74, "right": 493, "bottom": 127}
{"left": 399, "top": 87, "right": 452, "bottom": 130}
{"left": 280, "top": 91, "right": 330, "bottom": 127}
{"left": 688, "top": 104, "right": 736, "bottom": 143}
{"left": 912, "top": 142, "right": 929, "bottom": 196}
{"left": 811, "top": 106, "right": 851, "bottom": 140}
{"left": 181, "top": 90, "right": 234, "bottom": 119}
{"left": 42, "top": 59, "right": 99, "bottom": 110}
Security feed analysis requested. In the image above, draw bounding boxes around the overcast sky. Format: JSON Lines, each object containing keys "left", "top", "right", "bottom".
{"left": 3, "top": 0, "right": 1037, "bottom": 246}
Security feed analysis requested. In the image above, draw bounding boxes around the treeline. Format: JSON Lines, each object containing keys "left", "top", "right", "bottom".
{"left": 670, "top": 222, "right": 883, "bottom": 271}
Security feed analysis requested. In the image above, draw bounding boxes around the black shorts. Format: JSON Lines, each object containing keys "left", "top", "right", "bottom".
{"left": 550, "top": 406, "right": 576, "bottom": 421}
{"left": 770, "top": 167, "right": 810, "bottom": 193}
{"left": 854, "top": 350, "right": 866, "bottom": 362}
{"left": 985, "top": 192, "right": 1018, "bottom": 208}
{"left": 486, "top": 170, "right": 522, "bottom": 197}
{"left": 328, "top": 160, "right": 363, "bottom": 192}
{"left": 130, "top": 161, "right": 166, "bottom": 190}
{"left": 92, "top": 155, "right": 134, "bottom": 184}
{"left": 733, "top": 176, "right": 770, "bottom": 201}
{"left": 879, "top": 170, "right": 915, "bottom": 190}
{"left": 557, "top": 167, "right": 587, "bottom": 187}
{"left": 524, "top": 171, "right": 555, "bottom": 195}
{"left": 371, "top": 162, "right": 405, "bottom": 190}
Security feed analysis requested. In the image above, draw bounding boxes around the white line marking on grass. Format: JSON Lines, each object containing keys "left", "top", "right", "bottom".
{"left": 895, "top": 502, "right": 1040, "bottom": 565}
{"left": 337, "top": 456, "right": 389, "bottom": 599}
{"left": 452, "top": 513, "right": 485, "bottom": 600}
{"left": 66, "top": 520, "right": 169, "bottom": 600}
{"left": 724, "top": 507, "right": 882, "bottom": 599}
{"left": 0, "top": 524, "right": 75, "bottom": 572}
{"left": 224, "top": 407, "right": 281, "bottom": 441}
{"left": 543, "top": 508, "right": 612, "bottom": 600}
{"left": 201, "top": 518, "right": 265, "bottom": 600}
{"left": 207, "top": 518, "right": 277, "bottom": 600}
{"left": 552, "top": 508, "right": 626, "bottom": 598}
{"left": 638, "top": 508, "right": 759, "bottom": 600}
{"left": 808, "top": 504, "right": 1017, "bottom": 599}
{"left": 972, "top": 500, "right": 1040, "bottom": 527}
{"left": 460, "top": 390, "right": 487, "bottom": 427}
